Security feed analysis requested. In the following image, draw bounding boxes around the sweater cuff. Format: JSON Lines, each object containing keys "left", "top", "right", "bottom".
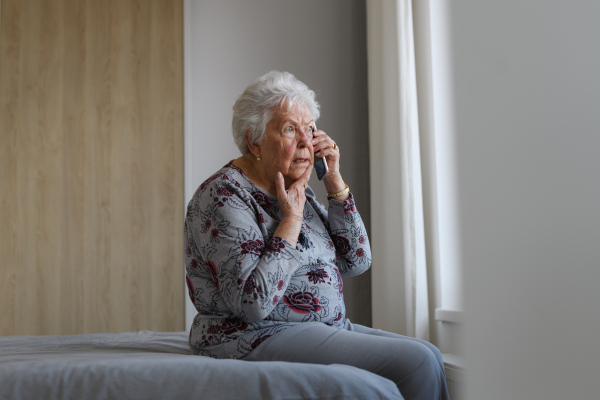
{"left": 328, "top": 192, "right": 356, "bottom": 214}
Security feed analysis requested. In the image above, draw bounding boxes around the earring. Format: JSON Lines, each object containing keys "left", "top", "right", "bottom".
{"left": 256, "top": 157, "right": 261, "bottom": 161}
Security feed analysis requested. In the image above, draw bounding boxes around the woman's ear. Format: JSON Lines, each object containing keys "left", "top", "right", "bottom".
{"left": 245, "top": 129, "right": 261, "bottom": 159}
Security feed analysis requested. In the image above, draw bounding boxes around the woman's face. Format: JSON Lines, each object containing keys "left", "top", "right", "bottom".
{"left": 258, "top": 103, "right": 314, "bottom": 187}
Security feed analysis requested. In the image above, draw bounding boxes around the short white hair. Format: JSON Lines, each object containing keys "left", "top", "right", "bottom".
{"left": 232, "top": 71, "right": 320, "bottom": 157}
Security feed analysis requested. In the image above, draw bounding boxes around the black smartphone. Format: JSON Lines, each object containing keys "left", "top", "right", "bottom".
{"left": 313, "top": 123, "right": 328, "bottom": 180}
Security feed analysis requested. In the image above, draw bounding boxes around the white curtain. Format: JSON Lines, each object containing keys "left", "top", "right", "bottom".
{"left": 367, "top": 0, "right": 430, "bottom": 340}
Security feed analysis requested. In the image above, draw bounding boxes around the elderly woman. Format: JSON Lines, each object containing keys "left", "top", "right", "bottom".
{"left": 184, "top": 71, "right": 449, "bottom": 399}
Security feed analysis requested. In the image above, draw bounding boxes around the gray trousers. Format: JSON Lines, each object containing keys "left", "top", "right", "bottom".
{"left": 244, "top": 320, "right": 449, "bottom": 400}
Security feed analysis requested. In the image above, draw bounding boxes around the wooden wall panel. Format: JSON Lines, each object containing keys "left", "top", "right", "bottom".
{"left": 0, "top": 0, "right": 184, "bottom": 335}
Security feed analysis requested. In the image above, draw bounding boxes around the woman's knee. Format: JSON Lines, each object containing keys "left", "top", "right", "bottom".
{"left": 396, "top": 343, "right": 445, "bottom": 398}
{"left": 383, "top": 341, "right": 433, "bottom": 377}
{"left": 409, "top": 338, "right": 444, "bottom": 370}
{"left": 348, "top": 323, "right": 445, "bottom": 370}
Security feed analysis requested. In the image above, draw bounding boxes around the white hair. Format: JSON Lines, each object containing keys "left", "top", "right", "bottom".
{"left": 232, "top": 71, "right": 320, "bottom": 157}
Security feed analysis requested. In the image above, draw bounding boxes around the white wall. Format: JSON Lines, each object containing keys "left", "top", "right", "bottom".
{"left": 184, "top": 0, "right": 355, "bottom": 329}
{"left": 449, "top": 1, "right": 600, "bottom": 399}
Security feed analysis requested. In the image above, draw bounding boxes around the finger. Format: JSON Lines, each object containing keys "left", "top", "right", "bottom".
{"left": 275, "top": 171, "right": 287, "bottom": 199}
{"left": 316, "top": 148, "right": 339, "bottom": 160}
{"left": 313, "top": 143, "right": 337, "bottom": 155}
{"left": 311, "top": 131, "right": 329, "bottom": 145}
{"left": 312, "top": 129, "right": 326, "bottom": 137}
{"left": 315, "top": 146, "right": 338, "bottom": 156}
{"left": 312, "top": 137, "right": 336, "bottom": 152}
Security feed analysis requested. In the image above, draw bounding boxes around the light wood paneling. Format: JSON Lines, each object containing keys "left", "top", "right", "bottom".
{"left": 0, "top": 0, "right": 184, "bottom": 335}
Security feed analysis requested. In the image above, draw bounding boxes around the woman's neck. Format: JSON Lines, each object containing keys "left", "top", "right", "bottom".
{"left": 232, "top": 157, "right": 277, "bottom": 196}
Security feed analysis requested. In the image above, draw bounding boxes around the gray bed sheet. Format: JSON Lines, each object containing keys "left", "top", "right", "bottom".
{"left": 0, "top": 330, "right": 402, "bottom": 400}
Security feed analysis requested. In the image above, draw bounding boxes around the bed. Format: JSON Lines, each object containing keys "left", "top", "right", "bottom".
{"left": 0, "top": 330, "right": 402, "bottom": 399}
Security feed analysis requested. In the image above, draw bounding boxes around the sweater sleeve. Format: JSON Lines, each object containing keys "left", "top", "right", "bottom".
{"left": 185, "top": 181, "right": 303, "bottom": 323}
{"left": 310, "top": 193, "right": 372, "bottom": 277}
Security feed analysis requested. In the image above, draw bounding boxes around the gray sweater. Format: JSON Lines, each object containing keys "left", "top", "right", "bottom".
{"left": 184, "top": 161, "right": 371, "bottom": 359}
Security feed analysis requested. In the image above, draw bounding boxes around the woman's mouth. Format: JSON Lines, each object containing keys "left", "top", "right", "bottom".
{"left": 293, "top": 158, "right": 309, "bottom": 164}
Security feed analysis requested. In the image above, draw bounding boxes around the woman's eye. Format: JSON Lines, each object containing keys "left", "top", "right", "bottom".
{"left": 284, "top": 126, "right": 294, "bottom": 132}
{"left": 307, "top": 126, "right": 314, "bottom": 133}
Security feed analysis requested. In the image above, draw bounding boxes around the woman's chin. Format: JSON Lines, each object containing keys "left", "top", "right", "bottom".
{"left": 287, "top": 161, "right": 311, "bottom": 179}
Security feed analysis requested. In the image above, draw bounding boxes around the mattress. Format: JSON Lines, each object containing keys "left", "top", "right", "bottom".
{"left": 0, "top": 330, "right": 402, "bottom": 400}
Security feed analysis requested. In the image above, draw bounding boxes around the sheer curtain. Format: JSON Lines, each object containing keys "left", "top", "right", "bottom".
{"left": 367, "top": 0, "right": 430, "bottom": 340}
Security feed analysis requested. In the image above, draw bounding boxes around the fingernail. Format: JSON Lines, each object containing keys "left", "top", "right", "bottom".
{"left": 277, "top": 172, "right": 282, "bottom": 178}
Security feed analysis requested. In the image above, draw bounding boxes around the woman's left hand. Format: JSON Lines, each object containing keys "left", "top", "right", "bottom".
{"left": 312, "top": 129, "right": 345, "bottom": 194}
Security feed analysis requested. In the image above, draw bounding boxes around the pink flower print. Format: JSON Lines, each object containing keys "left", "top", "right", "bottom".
{"left": 342, "top": 197, "right": 356, "bottom": 214}
{"left": 205, "top": 260, "right": 220, "bottom": 291}
{"left": 240, "top": 239, "right": 264, "bottom": 256}
{"left": 265, "top": 237, "right": 286, "bottom": 253}
{"left": 221, "top": 316, "right": 248, "bottom": 335}
{"left": 334, "top": 267, "right": 343, "bottom": 296}
{"left": 252, "top": 191, "right": 274, "bottom": 209}
{"left": 283, "top": 291, "right": 323, "bottom": 314}
{"left": 306, "top": 268, "right": 329, "bottom": 284}
{"left": 199, "top": 172, "right": 224, "bottom": 192}
{"left": 243, "top": 275, "right": 257, "bottom": 295}
{"left": 186, "top": 275, "right": 196, "bottom": 305}
{"left": 216, "top": 187, "right": 233, "bottom": 197}
{"left": 332, "top": 234, "right": 351, "bottom": 255}
{"left": 206, "top": 324, "right": 222, "bottom": 334}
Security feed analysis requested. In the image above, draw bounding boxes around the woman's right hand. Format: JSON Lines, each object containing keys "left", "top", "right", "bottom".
{"left": 273, "top": 165, "right": 312, "bottom": 247}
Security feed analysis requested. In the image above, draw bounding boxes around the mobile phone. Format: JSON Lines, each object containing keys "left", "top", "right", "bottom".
{"left": 313, "top": 123, "right": 329, "bottom": 180}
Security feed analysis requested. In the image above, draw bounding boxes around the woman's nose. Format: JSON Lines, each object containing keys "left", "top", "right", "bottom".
{"left": 298, "top": 127, "right": 313, "bottom": 146}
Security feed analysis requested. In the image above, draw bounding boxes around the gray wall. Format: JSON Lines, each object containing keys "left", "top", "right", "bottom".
{"left": 184, "top": 0, "right": 369, "bottom": 328}
{"left": 449, "top": 1, "right": 600, "bottom": 398}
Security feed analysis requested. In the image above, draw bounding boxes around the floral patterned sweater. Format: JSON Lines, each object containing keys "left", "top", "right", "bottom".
{"left": 184, "top": 161, "right": 371, "bottom": 359}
